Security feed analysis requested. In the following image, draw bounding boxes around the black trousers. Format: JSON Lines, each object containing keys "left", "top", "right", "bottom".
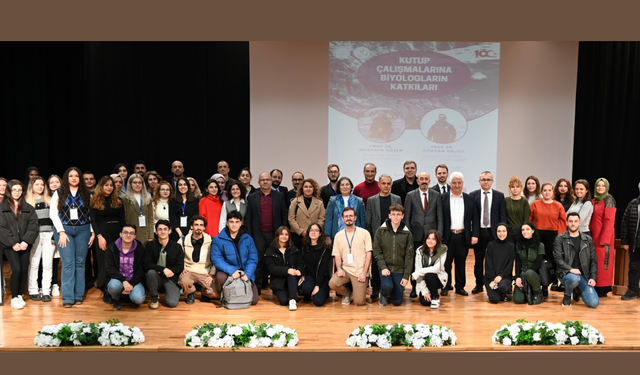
{"left": 473, "top": 228, "right": 493, "bottom": 288}
{"left": 484, "top": 278, "right": 512, "bottom": 304}
{"left": 5, "top": 247, "right": 31, "bottom": 297}
{"left": 444, "top": 232, "right": 468, "bottom": 290}
{"left": 418, "top": 273, "right": 444, "bottom": 306}
{"left": 253, "top": 231, "right": 275, "bottom": 290}
{"left": 538, "top": 229, "right": 558, "bottom": 283}
{"left": 273, "top": 274, "right": 300, "bottom": 305}
{"left": 629, "top": 247, "right": 640, "bottom": 292}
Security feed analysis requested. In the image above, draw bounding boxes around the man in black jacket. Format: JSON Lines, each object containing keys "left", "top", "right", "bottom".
{"left": 391, "top": 160, "right": 418, "bottom": 204}
{"left": 144, "top": 219, "right": 184, "bottom": 309}
{"left": 105, "top": 224, "right": 146, "bottom": 310}
{"left": 620, "top": 184, "right": 640, "bottom": 301}
{"left": 553, "top": 212, "right": 599, "bottom": 308}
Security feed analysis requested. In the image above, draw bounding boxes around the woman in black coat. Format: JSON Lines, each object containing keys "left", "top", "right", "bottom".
{"left": 484, "top": 223, "right": 515, "bottom": 303}
{"left": 265, "top": 226, "right": 304, "bottom": 311}
{"left": 0, "top": 180, "right": 39, "bottom": 309}
{"left": 298, "top": 223, "right": 331, "bottom": 306}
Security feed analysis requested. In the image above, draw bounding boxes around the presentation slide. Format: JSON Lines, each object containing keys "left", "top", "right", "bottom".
{"left": 329, "top": 41, "right": 500, "bottom": 188}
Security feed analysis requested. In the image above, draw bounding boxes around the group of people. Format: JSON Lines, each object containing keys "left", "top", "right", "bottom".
{"left": 0, "top": 158, "right": 637, "bottom": 312}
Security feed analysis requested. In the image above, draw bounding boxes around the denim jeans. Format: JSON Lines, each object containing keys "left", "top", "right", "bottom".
{"left": 53, "top": 224, "right": 91, "bottom": 304}
{"left": 561, "top": 273, "right": 599, "bottom": 308}
{"left": 299, "top": 275, "right": 330, "bottom": 306}
{"left": 379, "top": 272, "right": 405, "bottom": 306}
{"left": 107, "top": 278, "right": 146, "bottom": 305}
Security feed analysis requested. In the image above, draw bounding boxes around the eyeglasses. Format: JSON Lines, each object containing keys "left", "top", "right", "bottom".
{"left": 480, "top": 179, "right": 493, "bottom": 182}
{"left": 122, "top": 231, "right": 136, "bottom": 236}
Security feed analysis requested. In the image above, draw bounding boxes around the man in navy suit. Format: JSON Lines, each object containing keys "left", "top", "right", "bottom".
{"left": 469, "top": 171, "right": 507, "bottom": 294}
{"left": 441, "top": 172, "right": 479, "bottom": 296}
{"left": 245, "top": 172, "right": 288, "bottom": 292}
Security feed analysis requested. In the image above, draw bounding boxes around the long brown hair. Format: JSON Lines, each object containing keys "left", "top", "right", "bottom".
{"left": 25, "top": 176, "right": 51, "bottom": 207}
{"left": 554, "top": 178, "right": 575, "bottom": 204}
{"left": 421, "top": 229, "right": 443, "bottom": 255}
{"left": 91, "top": 176, "right": 123, "bottom": 210}
{"left": 153, "top": 181, "right": 174, "bottom": 207}
{"left": 296, "top": 178, "right": 320, "bottom": 198}
{"left": 274, "top": 226, "right": 292, "bottom": 248}
{"left": 57, "top": 167, "right": 92, "bottom": 211}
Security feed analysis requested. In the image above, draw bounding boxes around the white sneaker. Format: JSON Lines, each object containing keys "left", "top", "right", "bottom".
{"left": 341, "top": 291, "right": 352, "bottom": 305}
{"left": 288, "top": 299, "right": 297, "bottom": 311}
{"left": 51, "top": 285, "right": 60, "bottom": 296}
{"left": 17, "top": 295, "right": 26, "bottom": 308}
{"left": 11, "top": 297, "right": 24, "bottom": 310}
{"left": 430, "top": 299, "right": 440, "bottom": 309}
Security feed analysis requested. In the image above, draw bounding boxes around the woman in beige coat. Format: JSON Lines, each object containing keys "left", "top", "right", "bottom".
{"left": 288, "top": 178, "right": 325, "bottom": 249}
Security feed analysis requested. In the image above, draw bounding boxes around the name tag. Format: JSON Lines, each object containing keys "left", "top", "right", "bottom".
{"left": 138, "top": 215, "right": 146, "bottom": 227}
{"left": 180, "top": 216, "right": 188, "bottom": 227}
{"left": 347, "top": 253, "right": 354, "bottom": 264}
{"left": 70, "top": 208, "right": 78, "bottom": 220}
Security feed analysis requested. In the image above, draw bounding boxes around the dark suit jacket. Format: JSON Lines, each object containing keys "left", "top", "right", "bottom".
{"left": 245, "top": 189, "right": 288, "bottom": 236}
{"left": 441, "top": 192, "right": 479, "bottom": 246}
{"left": 365, "top": 193, "right": 402, "bottom": 235}
{"left": 391, "top": 177, "right": 419, "bottom": 204}
{"left": 469, "top": 189, "right": 507, "bottom": 240}
{"left": 404, "top": 188, "right": 443, "bottom": 242}
{"left": 430, "top": 184, "right": 450, "bottom": 195}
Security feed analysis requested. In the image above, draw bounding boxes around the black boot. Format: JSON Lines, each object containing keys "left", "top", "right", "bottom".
{"left": 186, "top": 292, "right": 195, "bottom": 305}
{"left": 532, "top": 288, "right": 543, "bottom": 305}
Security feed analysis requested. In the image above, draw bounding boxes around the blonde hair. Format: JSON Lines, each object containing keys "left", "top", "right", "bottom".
{"left": 25, "top": 176, "right": 51, "bottom": 207}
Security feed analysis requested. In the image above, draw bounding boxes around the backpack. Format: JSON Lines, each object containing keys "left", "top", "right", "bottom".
{"left": 220, "top": 271, "right": 253, "bottom": 309}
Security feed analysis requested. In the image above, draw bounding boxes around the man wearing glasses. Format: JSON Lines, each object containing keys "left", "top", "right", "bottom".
{"left": 286, "top": 171, "right": 305, "bottom": 203}
{"left": 469, "top": 171, "right": 506, "bottom": 295}
{"left": 329, "top": 207, "right": 373, "bottom": 306}
{"left": 104, "top": 224, "right": 146, "bottom": 310}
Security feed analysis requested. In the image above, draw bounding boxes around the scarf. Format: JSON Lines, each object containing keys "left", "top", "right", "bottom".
{"left": 337, "top": 194, "right": 355, "bottom": 231}
{"left": 593, "top": 177, "right": 610, "bottom": 203}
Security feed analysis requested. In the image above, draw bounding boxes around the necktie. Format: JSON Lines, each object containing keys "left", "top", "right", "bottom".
{"left": 483, "top": 191, "right": 490, "bottom": 227}
{"left": 441, "top": 186, "right": 446, "bottom": 194}
{"left": 423, "top": 192, "right": 428, "bottom": 213}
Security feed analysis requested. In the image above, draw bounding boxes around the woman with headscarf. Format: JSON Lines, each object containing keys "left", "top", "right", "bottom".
{"left": 210, "top": 173, "right": 229, "bottom": 202}
{"left": 484, "top": 223, "right": 515, "bottom": 303}
{"left": 589, "top": 178, "right": 616, "bottom": 297}
{"left": 513, "top": 222, "right": 545, "bottom": 305}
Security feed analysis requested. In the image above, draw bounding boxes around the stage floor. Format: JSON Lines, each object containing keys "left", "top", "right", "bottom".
{"left": 1, "top": 252, "right": 639, "bottom": 352}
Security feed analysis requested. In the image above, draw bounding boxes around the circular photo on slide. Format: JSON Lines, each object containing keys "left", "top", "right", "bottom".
{"left": 357, "top": 108, "right": 406, "bottom": 143}
{"left": 420, "top": 108, "right": 467, "bottom": 144}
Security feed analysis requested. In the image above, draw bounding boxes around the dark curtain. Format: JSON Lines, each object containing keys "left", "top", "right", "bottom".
{"left": 574, "top": 42, "right": 640, "bottom": 232}
{"left": 0, "top": 42, "right": 250, "bottom": 187}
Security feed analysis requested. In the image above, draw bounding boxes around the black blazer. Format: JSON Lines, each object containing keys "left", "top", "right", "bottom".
{"left": 469, "top": 188, "right": 507, "bottom": 240}
{"left": 441, "top": 192, "right": 479, "bottom": 246}
{"left": 245, "top": 189, "right": 289, "bottom": 236}
{"left": 430, "top": 184, "right": 451, "bottom": 195}
{"left": 391, "top": 177, "right": 419, "bottom": 204}
{"left": 170, "top": 198, "right": 199, "bottom": 238}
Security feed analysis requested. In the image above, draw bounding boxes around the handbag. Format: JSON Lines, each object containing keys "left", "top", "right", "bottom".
{"left": 220, "top": 271, "right": 253, "bottom": 309}
{"left": 538, "top": 261, "right": 556, "bottom": 287}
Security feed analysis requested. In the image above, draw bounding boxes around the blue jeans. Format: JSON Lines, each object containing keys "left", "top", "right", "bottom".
{"left": 379, "top": 272, "right": 405, "bottom": 306}
{"left": 107, "top": 278, "right": 146, "bottom": 305}
{"left": 53, "top": 224, "right": 91, "bottom": 304}
{"left": 561, "top": 273, "right": 599, "bottom": 308}
{"left": 299, "top": 275, "right": 330, "bottom": 306}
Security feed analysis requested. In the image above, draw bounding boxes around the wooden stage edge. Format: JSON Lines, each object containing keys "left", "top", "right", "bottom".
{"left": 2, "top": 252, "right": 640, "bottom": 353}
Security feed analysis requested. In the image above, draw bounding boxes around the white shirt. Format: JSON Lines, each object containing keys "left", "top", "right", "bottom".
{"left": 449, "top": 193, "right": 465, "bottom": 230}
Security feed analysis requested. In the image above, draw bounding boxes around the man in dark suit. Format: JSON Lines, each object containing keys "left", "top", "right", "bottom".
{"left": 430, "top": 164, "right": 451, "bottom": 195}
{"left": 245, "top": 172, "right": 288, "bottom": 292}
{"left": 365, "top": 174, "right": 401, "bottom": 300}
{"left": 469, "top": 171, "right": 507, "bottom": 294}
{"left": 391, "top": 160, "right": 418, "bottom": 204}
{"left": 441, "top": 171, "right": 479, "bottom": 296}
{"left": 405, "top": 171, "right": 443, "bottom": 298}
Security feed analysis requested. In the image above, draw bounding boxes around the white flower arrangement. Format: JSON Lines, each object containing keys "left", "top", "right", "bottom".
{"left": 35, "top": 319, "right": 145, "bottom": 347}
{"left": 184, "top": 320, "right": 299, "bottom": 349}
{"left": 492, "top": 319, "right": 605, "bottom": 346}
{"left": 346, "top": 323, "right": 457, "bottom": 349}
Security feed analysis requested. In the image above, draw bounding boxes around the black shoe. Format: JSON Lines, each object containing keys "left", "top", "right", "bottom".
{"left": 502, "top": 294, "right": 511, "bottom": 302}
{"left": 370, "top": 291, "right": 379, "bottom": 301}
{"left": 562, "top": 294, "right": 571, "bottom": 306}
{"left": 455, "top": 289, "right": 468, "bottom": 296}
{"left": 441, "top": 289, "right": 449, "bottom": 296}
{"left": 409, "top": 290, "right": 418, "bottom": 298}
{"left": 622, "top": 290, "right": 638, "bottom": 300}
{"left": 201, "top": 295, "right": 211, "bottom": 303}
{"left": 186, "top": 292, "right": 195, "bottom": 305}
{"left": 103, "top": 293, "right": 112, "bottom": 304}
{"left": 63, "top": 302, "right": 74, "bottom": 308}
{"left": 542, "top": 288, "right": 549, "bottom": 298}
{"left": 41, "top": 295, "right": 52, "bottom": 302}
{"left": 29, "top": 294, "right": 42, "bottom": 301}
{"left": 113, "top": 299, "right": 123, "bottom": 310}
{"left": 558, "top": 283, "right": 566, "bottom": 292}
{"left": 532, "top": 289, "right": 543, "bottom": 305}
{"left": 471, "top": 286, "right": 483, "bottom": 294}
{"left": 573, "top": 288, "right": 581, "bottom": 302}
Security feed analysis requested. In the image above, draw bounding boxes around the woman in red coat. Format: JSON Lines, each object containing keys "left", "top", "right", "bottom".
{"left": 589, "top": 178, "right": 616, "bottom": 297}
{"left": 198, "top": 179, "right": 222, "bottom": 238}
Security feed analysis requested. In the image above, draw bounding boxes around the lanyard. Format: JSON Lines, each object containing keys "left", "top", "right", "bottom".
{"left": 181, "top": 201, "right": 186, "bottom": 215}
{"left": 344, "top": 227, "right": 356, "bottom": 254}
{"left": 137, "top": 197, "right": 143, "bottom": 215}
{"left": 70, "top": 191, "right": 77, "bottom": 208}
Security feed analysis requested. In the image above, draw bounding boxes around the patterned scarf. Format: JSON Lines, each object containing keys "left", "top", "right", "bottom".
{"left": 337, "top": 194, "right": 355, "bottom": 231}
